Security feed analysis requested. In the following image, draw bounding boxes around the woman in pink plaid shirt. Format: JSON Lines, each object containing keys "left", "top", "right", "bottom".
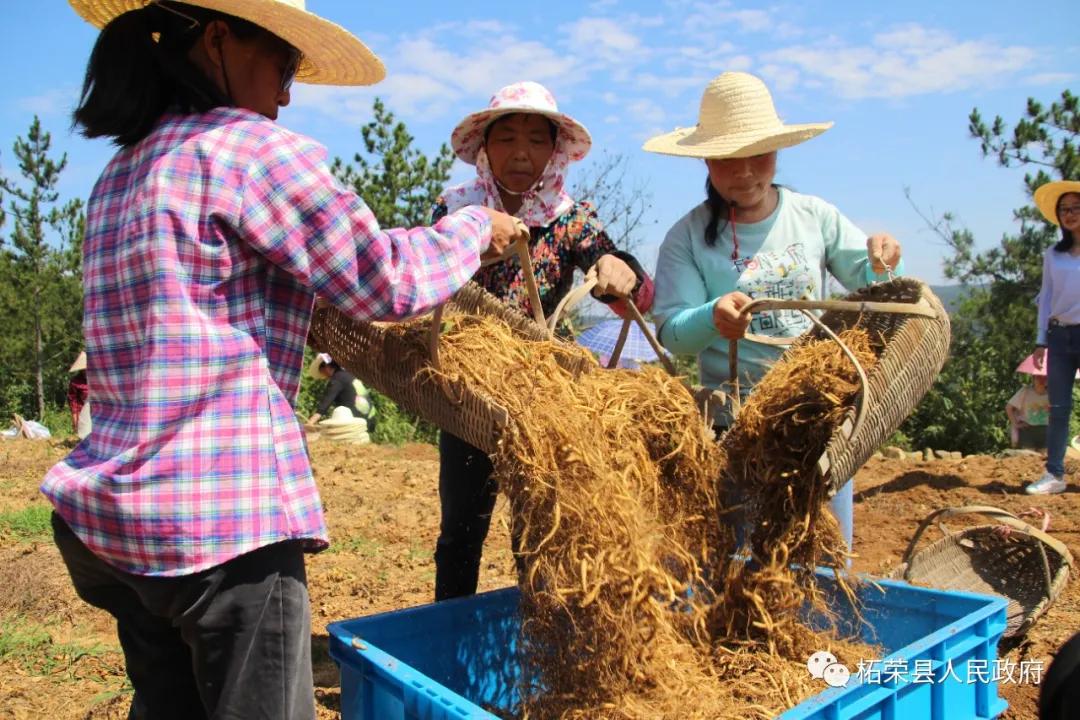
{"left": 45, "top": 2, "right": 527, "bottom": 718}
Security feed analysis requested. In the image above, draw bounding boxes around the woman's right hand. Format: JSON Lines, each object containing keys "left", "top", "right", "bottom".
{"left": 712, "top": 291, "right": 753, "bottom": 339}
{"left": 479, "top": 208, "right": 529, "bottom": 262}
{"left": 1033, "top": 346, "right": 1047, "bottom": 371}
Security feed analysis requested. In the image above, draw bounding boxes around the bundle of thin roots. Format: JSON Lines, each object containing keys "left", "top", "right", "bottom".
{"left": 385, "top": 310, "right": 881, "bottom": 718}
{"left": 710, "top": 326, "right": 881, "bottom": 661}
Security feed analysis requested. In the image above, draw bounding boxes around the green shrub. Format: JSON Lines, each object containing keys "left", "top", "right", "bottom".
{"left": 370, "top": 390, "right": 438, "bottom": 446}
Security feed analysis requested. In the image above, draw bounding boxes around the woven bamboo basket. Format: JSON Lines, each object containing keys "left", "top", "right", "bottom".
{"left": 723, "top": 277, "right": 951, "bottom": 495}
{"left": 307, "top": 240, "right": 617, "bottom": 456}
{"left": 310, "top": 250, "right": 947, "bottom": 475}
{"left": 889, "top": 505, "right": 1074, "bottom": 637}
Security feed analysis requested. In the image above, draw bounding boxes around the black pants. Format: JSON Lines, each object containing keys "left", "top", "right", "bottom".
{"left": 434, "top": 431, "right": 521, "bottom": 601}
{"left": 1042, "top": 630, "right": 1080, "bottom": 720}
{"left": 52, "top": 513, "right": 315, "bottom": 720}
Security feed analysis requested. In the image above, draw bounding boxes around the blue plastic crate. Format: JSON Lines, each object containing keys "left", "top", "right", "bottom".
{"left": 327, "top": 573, "right": 1008, "bottom": 720}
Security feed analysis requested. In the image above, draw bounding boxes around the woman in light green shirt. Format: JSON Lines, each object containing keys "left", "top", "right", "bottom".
{"left": 644, "top": 71, "right": 905, "bottom": 549}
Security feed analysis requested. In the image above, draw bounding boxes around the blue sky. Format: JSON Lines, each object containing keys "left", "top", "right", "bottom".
{"left": 1, "top": 1, "right": 1077, "bottom": 284}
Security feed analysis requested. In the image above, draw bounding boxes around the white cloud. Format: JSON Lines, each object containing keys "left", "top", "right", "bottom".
{"left": 762, "top": 25, "right": 1036, "bottom": 99}
{"left": 757, "top": 63, "right": 801, "bottom": 93}
{"left": 291, "top": 25, "right": 579, "bottom": 124}
{"left": 726, "top": 55, "right": 754, "bottom": 72}
{"left": 632, "top": 72, "right": 712, "bottom": 98}
{"left": 16, "top": 87, "right": 80, "bottom": 118}
{"left": 1025, "top": 72, "right": 1075, "bottom": 86}
{"left": 682, "top": 2, "right": 774, "bottom": 33}
{"left": 562, "top": 17, "right": 644, "bottom": 65}
{"left": 626, "top": 98, "right": 667, "bottom": 126}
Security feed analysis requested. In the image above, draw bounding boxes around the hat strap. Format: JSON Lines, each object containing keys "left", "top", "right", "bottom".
{"left": 729, "top": 205, "right": 739, "bottom": 262}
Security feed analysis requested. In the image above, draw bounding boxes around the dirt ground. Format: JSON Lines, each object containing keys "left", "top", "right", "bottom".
{"left": 0, "top": 438, "right": 1076, "bottom": 719}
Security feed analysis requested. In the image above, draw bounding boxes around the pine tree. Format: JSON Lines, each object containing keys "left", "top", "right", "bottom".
{"left": 331, "top": 98, "right": 455, "bottom": 228}
{"left": 903, "top": 90, "right": 1078, "bottom": 452}
{"left": 0, "top": 116, "right": 85, "bottom": 421}
{"left": 310, "top": 99, "right": 456, "bottom": 444}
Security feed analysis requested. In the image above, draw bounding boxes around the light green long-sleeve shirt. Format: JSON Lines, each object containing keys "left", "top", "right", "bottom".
{"left": 654, "top": 187, "right": 899, "bottom": 404}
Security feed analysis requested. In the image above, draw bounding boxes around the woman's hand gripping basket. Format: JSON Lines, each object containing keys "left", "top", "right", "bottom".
{"left": 889, "top": 505, "right": 1074, "bottom": 638}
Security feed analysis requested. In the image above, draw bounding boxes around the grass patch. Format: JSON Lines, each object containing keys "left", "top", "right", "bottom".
{"left": 326, "top": 534, "right": 383, "bottom": 557}
{"left": 0, "top": 616, "right": 115, "bottom": 678}
{"left": 0, "top": 505, "right": 52, "bottom": 543}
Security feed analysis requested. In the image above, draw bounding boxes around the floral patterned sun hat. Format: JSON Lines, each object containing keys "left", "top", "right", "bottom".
{"left": 450, "top": 81, "right": 592, "bottom": 165}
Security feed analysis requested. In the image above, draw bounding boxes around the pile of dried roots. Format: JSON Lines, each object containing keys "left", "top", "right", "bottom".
{"left": 392, "top": 311, "right": 882, "bottom": 719}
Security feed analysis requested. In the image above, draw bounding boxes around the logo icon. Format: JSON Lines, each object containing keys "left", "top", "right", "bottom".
{"left": 806, "top": 651, "right": 837, "bottom": 679}
{"left": 807, "top": 650, "right": 851, "bottom": 688}
{"left": 822, "top": 662, "right": 851, "bottom": 688}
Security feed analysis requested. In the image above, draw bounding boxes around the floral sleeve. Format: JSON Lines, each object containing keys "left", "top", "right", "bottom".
{"left": 568, "top": 202, "right": 619, "bottom": 273}
{"left": 569, "top": 202, "right": 655, "bottom": 314}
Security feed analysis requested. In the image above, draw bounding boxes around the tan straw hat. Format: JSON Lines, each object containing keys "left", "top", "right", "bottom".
{"left": 450, "top": 81, "right": 591, "bottom": 165}
{"left": 643, "top": 72, "right": 833, "bottom": 159}
{"left": 68, "top": 0, "right": 385, "bottom": 86}
{"left": 318, "top": 406, "right": 365, "bottom": 428}
{"left": 69, "top": 351, "right": 87, "bottom": 373}
{"left": 307, "top": 352, "right": 333, "bottom": 380}
{"left": 1034, "top": 180, "right": 1080, "bottom": 227}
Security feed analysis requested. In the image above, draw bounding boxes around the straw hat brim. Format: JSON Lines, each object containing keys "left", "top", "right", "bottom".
{"left": 320, "top": 426, "right": 369, "bottom": 441}
{"left": 68, "top": 0, "right": 385, "bottom": 86}
{"left": 318, "top": 416, "right": 367, "bottom": 429}
{"left": 317, "top": 416, "right": 369, "bottom": 427}
{"left": 1034, "top": 181, "right": 1080, "bottom": 227}
{"left": 318, "top": 424, "right": 370, "bottom": 442}
{"left": 307, "top": 354, "right": 329, "bottom": 380}
{"left": 642, "top": 122, "right": 833, "bottom": 159}
{"left": 69, "top": 352, "right": 87, "bottom": 373}
{"left": 451, "top": 107, "right": 591, "bottom": 165}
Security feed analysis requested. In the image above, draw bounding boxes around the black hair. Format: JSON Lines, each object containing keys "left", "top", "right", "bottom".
{"left": 703, "top": 177, "right": 786, "bottom": 249}
{"left": 703, "top": 178, "right": 732, "bottom": 248}
{"left": 1052, "top": 193, "right": 1078, "bottom": 253}
{"left": 483, "top": 114, "right": 559, "bottom": 145}
{"left": 72, "top": 1, "right": 263, "bottom": 148}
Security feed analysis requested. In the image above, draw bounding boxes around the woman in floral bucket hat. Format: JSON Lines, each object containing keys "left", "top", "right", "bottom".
{"left": 648, "top": 71, "right": 907, "bottom": 551}
{"left": 1025, "top": 179, "right": 1080, "bottom": 495}
{"left": 42, "top": 2, "right": 529, "bottom": 717}
{"left": 431, "top": 81, "right": 656, "bottom": 601}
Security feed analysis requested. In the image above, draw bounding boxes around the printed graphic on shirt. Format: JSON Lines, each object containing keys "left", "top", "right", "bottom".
{"left": 734, "top": 243, "right": 817, "bottom": 337}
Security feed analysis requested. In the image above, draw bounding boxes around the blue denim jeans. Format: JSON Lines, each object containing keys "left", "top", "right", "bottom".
{"left": 830, "top": 479, "right": 854, "bottom": 550}
{"left": 1045, "top": 323, "right": 1080, "bottom": 477}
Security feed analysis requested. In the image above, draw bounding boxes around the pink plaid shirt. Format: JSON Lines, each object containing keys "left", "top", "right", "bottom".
{"left": 41, "top": 108, "right": 491, "bottom": 577}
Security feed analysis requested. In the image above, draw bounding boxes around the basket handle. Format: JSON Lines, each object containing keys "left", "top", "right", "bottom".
{"left": 546, "top": 271, "right": 680, "bottom": 377}
{"left": 898, "top": 505, "right": 1074, "bottom": 594}
{"left": 428, "top": 235, "right": 551, "bottom": 374}
{"left": 725, "top": 294, "right": 938, "bottom": 430}
{"left": 479, "top": 232, "right": 548, "bottom": 333}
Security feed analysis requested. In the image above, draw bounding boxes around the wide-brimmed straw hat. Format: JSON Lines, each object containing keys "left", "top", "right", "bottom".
{"left": 450, "top": 81, "right": 591, "bottom": 165}
{"left": 69, "top": 351, "right": 87, "bottom": 373}
{"left": 643, "top": 72, "right": 833, "bottom": 159}
{"left": 318, "top": 405, "right": 364, "bottom": 427}
{"left": 68, "top": 0, "right": 385, "bottom": 86}
{"left": 307, "top": 352, "right": 332, "bottom": 380}
{"left": 1034, "top": 181, "right": 1080, "bottom": 227}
